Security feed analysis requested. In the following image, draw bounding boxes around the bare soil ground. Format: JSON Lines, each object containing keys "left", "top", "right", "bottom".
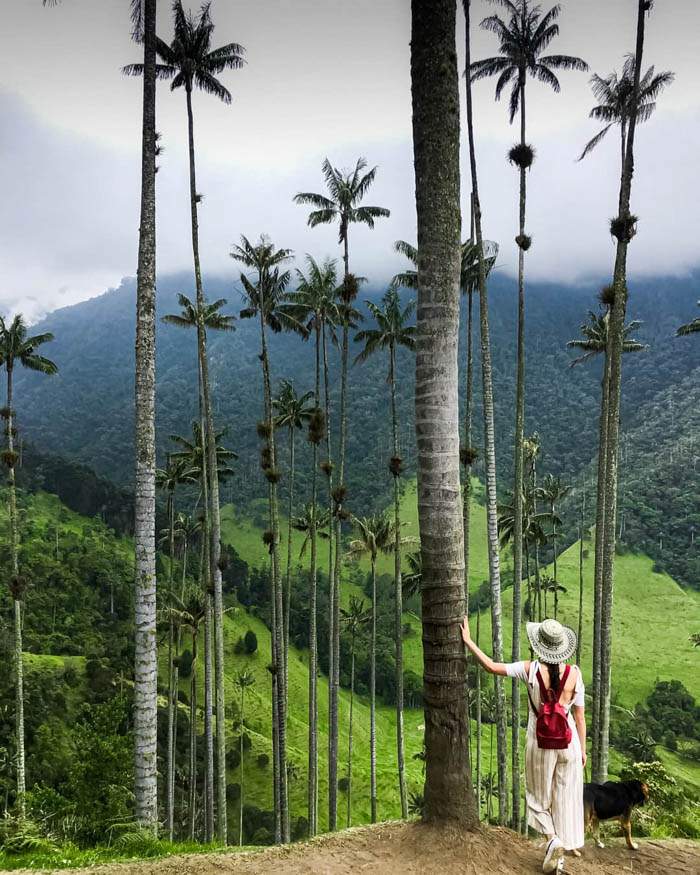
{"left": 22, "top": 822, "right": 700, "bottom": 875}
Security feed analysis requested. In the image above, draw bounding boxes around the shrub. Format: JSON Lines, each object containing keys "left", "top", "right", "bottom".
{"left": 226, "top": 783, "right": 241, "bottom": 803}
{"left": 663, "top": 731, "right": 678, "bottom": 752}
{"left": 338, "top": 776, "right": 349, "bottom": 792}
{"left": 244, "top": 630, "right": 258, "bottom": 654}
{"left": 257, "top": 753, "right": 269, "bottom": 768}
{"left": 226, "top": 747, "right": 241, "bottom": 770}
{"left": 176, "top": 649, "right": 193, "bottom": 679}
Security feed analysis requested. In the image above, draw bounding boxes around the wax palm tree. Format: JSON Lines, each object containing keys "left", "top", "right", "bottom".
{"left": 234, "top": 669, "right": 256, "bottom": 846}
{"left": 294, "top": 161, "right": 388, "bottom": 829}
{"left": 126, "top": 7, "right": 243, "bottom": 838}
{"left": 156, "top": 458, "right": 197, "bottom": 839}
{"left": 0, "top": 315, "right": 57, "bottom": 815}
{"left": 354, "top": 287, "right": 416, "bottom": 816}
{"left": 596, "top": 1, "right": 654, "bottom": 782}
{"left": 340, "top": 596, "right": 371, "bottom": 828}
{"left": 347, "top": 513, "right": 397, "bottom": 823}
{"left": 537, "top": 474, "right": 571, "bottom": 619}
{"left": 292, "top": 504, "right": 331, "bottom": 558}
{"left": 677, "top": 303, "right": 700, "bottom": 337}
{"left": 273, "top": 379, "right": 314, "bottom": 690}
{"left": 117, "top": 0, "right": 160, "bottom": 831}
{"left": 472, "top": 0, "right": 586, "bottom": 822}
{"left": 232, "top": 234, "right": 304, "bottom": 842}
{"left": 168, "top": 585, "right": 205, "bottom": 840}
{"left": 567, "top": 306, "right": 645, "bottom": 776}
{"left": 579, "top": 53, "right": 673, "bottom": 163}
{"left": 288, "top": 256, "right": 340, "bottom": 834}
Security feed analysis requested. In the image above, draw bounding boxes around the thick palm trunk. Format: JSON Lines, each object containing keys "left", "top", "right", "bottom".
{"left": 389, "top": 346, "right": 408, "bottom": 817}
{"left": 369, "top": 557, "right": 377, "bottom": 823}
{"left": 591, "top": 349, "right": 610, "bottom": 780}
{"left": 464, "top": 0, "right": 507, "bottom": 826}
{"left": 5, "top": 369, "right": 25, "bottom": 816}
{"left": 321, "top": 323, "right": 335, "bottom": 828}
{"left": 270, "top": 558, "right": 280, "bottom": 843}
{"left": 258, "top": 310, "right": 289, "bottom": 842}
{"left": 346, "top": 637, "right": 355, "bottom": 828}
{"left": 599, "top": 1, "right": 648, "bottom": 783}
{"left": 184, "top": 85, "right": 227, "bottom": 842}
{"left": 509, "top": 75, "right": 528, "bottom": 831}
{"left": 411, "top": 0, "right": 477, "bottom": 825}
{"left": 307, "top": 326, "right": 321, "bottom": 836}
{"left": 133, "top": 0, "right": 158, "bottom": 832}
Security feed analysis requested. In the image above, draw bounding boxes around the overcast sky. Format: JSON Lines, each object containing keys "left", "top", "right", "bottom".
{"left": 2, "top": 0, "right": 699, "bottom": 322}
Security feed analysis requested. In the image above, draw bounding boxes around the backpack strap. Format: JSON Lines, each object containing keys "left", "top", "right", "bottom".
{"left": 535, "top": 668, "right": 553, "bottom": 702}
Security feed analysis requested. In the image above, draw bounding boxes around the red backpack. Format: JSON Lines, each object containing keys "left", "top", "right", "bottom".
{"left": 528, "top": 665, "right": 573, "bottom": 750}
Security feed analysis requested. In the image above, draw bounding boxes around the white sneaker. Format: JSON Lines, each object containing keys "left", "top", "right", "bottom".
{"left": 542, "top": 837, "right": 565, "bottom": 873}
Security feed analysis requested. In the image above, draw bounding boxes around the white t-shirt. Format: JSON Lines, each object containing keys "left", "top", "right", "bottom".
{"left": 505, "top": 660, "right": 585, "bottom": 708}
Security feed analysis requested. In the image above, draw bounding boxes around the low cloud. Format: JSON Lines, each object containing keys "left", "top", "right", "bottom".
{"left": 1, "top": 91, "right": 698, "bottom": 324}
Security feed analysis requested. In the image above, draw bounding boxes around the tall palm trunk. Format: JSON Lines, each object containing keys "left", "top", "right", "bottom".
{"left": 598, "top": 0, "right": 649, "bottom": 782}
{"left": 284, "top": 423, "right": 295, "bottom": 701}
{"left": 184, "top": 83, "right": 227, "bottom": 842}
{"left": 510, "top": 71, "right": 527, "bottom": 832}
{"left": 346, "top": 629, "right": 356, "bottom": 828}
{"left": 5, "top": 368, "right": 25, "bottom": 816}
{"left": 188, "top": 623, "right": 198, "bottom": 841}
{"left": 369, "top": 555, "right": 377, "bottom": 823}
{"left": 591, "top": 347, "right": 610, "bottom": 780}
{"left": 239, "top": 684, "right": 246, "bottom": 846}
{"left": 307, "top": 325, "right": 321, "bottom": 836}
{"left": 270, "top": 556, "right": 280, "bottom": 843}
{"left": 166, "top": 491, "right": 176, "bottom": 839}
{"left": 389, "top": 344, "right": 408, "bottom": 817}
{"left": 475, "top": 609, "right": 482, "bottom": 820}
{"left": 464, "top": 0, "right": 507, "bottom": 825}
{"left": 577, "top": 488, "right": 585, "bottom": 667}
{"left": 203, "top": 591, "right": 215, "bottom": 841}
{"left": 171, "top": 533, "right": 189, "bottom": 835}
{"left": 551, "top": 499, "right": 560, "bottom": 619}
{"left": 321, "top": 321, "right": 335, "bottom": 828}
{"left": 197, "top": 362, "right": 215, "bottom": 841}
{"left": 257, "top": 301, "right": 289, "bottom": 842}
{"left": 133, "top": 0, "right": 158, "bottom": 832}
{"left": 411, "top": 0, "right": 477, "bottom": 825}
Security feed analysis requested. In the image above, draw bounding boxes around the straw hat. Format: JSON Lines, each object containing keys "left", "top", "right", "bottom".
{"left": 526, "top": 618, "right": 577, "bottom": 663}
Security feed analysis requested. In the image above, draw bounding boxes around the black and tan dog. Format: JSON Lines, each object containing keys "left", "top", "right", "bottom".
{"left": 583, "top": 780, "right": 649, "bottom": 850}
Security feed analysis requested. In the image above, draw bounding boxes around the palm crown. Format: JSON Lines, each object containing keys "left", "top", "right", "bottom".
{"left": 567, "top": 311, "right": 646, "bottom": 367}
{"left": 273, "top": 380, "right": 315, "bottom": 432}
{"left": 470, "top": 1, "right": 588, "bottom": 122}
{"left": 231, "top": 236, "right": 305, "bottom": 336}
{"left": 294, "top": 158, "right": 390, "bottom": 245}
{"left": 169, "top": 422, "right": 237, "bottom": 481}
{"left": 123, "top": 0, "right": 245, "bottom": 102}
{"left": 290, "top": 256, "right": 341, "bottom": 339}
{"left": 347, "top": 513, "right": 398, "bottom": 564}
{"left": 354, "top": 289, "right": 416, "bottom": 366}
{"left": 579, "top": 53, "right": 674, "bottom": 161}
{"left": 0, "top": 315, "right": 57, "bottom": 376}
{"left": 163, "top": 293, "right": 236, "bottom": 334}
{"left": 392, "top": 239, "right": 498, "bottom": 295}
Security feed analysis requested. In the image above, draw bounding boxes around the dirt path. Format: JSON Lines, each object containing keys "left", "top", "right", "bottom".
{"left": 20, "top": 822, "right": 699, "bottom": 875}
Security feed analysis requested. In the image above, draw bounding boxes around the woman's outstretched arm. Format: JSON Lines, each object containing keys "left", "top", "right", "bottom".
{"left": 460, "top": 616, "right": 515, "bottom": 676}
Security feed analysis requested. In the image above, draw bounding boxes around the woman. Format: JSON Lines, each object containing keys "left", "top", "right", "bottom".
{"left": 461, "top": 616, "right": 586, "bottom": 874}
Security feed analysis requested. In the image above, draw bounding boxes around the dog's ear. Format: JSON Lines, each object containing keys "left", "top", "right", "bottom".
{"left": 641, "top": 782, "right": 649, "bottom": 803}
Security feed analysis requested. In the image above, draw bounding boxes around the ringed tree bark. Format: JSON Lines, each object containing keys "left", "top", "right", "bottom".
{"left": 410, "top": 0, "right": 478, "bottom": 825}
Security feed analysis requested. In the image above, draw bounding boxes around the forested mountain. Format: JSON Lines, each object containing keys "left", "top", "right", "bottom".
{"left": 14, "top": 269, "right": 699, "bottom": 581}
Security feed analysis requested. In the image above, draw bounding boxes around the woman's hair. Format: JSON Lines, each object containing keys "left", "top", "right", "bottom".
{"left": 542, "top": 661, "right": 561, "bottom": 693}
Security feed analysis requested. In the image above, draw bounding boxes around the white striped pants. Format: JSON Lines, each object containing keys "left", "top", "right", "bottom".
{"left": 525, "top": 728, "right": 584, "bottom": 850}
